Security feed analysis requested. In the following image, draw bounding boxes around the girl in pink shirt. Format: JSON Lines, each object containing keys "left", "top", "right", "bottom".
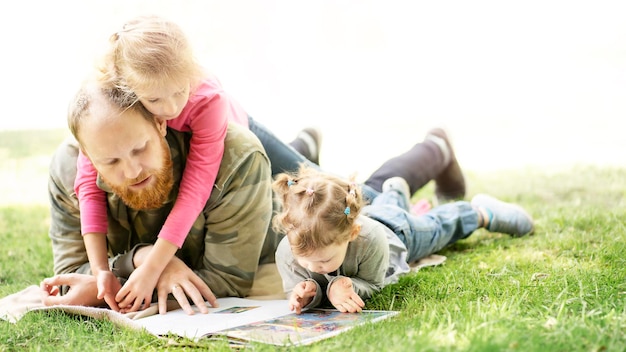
{"left": 75, "top": 16, "right": 319, "bottom": 313}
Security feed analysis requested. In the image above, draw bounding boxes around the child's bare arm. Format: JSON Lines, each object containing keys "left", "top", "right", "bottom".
{"left": 84, "top": 233, "right": 121, "bottom": 311}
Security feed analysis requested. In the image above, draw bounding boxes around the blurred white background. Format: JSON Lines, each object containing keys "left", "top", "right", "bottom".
{"left": 1, "top": 0, "right": 625, "bottom": 179}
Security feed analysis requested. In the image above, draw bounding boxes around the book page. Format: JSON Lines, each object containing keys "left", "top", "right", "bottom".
{"left": 135, "top": 297, "right": 399, "bottom": 346}
{"left": 219, "top": 308, "right": 399, "bottom": 346}
{"left": 135, "top": 297, "right": 293, "bottom": 340}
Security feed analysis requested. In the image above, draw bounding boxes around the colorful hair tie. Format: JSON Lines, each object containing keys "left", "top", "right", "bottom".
{"left": 287, "top": 179, "right": 295, "bottom": 187}
{"left": 344, "top": 206, "right": 351, "bottom": 215}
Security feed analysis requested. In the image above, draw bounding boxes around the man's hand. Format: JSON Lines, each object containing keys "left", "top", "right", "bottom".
{"left": 327, "top": 277, "right": 364, "bottom": 313}
{"left": 96, "top": 270, "right": 122, "bottom": 311}
{"left": 40, "top": 274, "right": 104, "bottom": 307}
{"left": 288, "top": 280, "right": 317, "bottom": 314}
{"left": 155, "top": 255, "right": 219, "bottom": 315}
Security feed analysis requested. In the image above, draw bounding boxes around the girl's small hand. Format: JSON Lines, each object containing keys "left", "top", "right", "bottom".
{"left": 327, "top": 277, "right": 364, "bottom": 313}
{"left": 116, "top": 265, "right": 160, "bottom": 313}
{"left": 95, "top": 270, "right": 122, "bottom": 311}
{"left": 288, "top": 280, "right": 317, "bottom": 314}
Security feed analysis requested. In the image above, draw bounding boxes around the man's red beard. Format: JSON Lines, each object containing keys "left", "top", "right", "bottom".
{"left": 104, "top": 140, "right": 175, "bottom": 210}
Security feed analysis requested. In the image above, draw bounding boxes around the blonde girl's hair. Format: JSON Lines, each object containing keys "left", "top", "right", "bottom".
{"left": 272, "top": 165, "right": 363, "bottom": 256}
{"left": 97, "top": 15, "right": 205, "bottom": 100}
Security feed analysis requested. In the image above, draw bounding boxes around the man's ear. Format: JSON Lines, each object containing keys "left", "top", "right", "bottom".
{"left": 155, "top": 118, "right": 167, "bottom": 136}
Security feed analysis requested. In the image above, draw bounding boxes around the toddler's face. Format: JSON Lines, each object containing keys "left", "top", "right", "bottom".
{"left": 136, "top": 80, "right": 191, "bottom": 121}
{"left": 294, "top": 241, "right": 350, "bottom": 275}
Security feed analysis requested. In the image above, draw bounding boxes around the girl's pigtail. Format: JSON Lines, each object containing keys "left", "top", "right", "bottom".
{"left": 344, "top": 174, "right": 361, "bottom": 222}
{"left": 344, "top": 182, "right": 354, "bottom": 220}
{"left": 302, "top": 185, "right": 317, "bottom": 209}
{"left": 272, "top": 173, "right": 292, "bottom": 206}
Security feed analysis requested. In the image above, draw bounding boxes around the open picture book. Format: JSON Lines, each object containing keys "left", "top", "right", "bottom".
{"left": 5, "top": 296, "right": 398, "bottom": 347}
{"left": 135, "top": 297, "right": 399, "bottom": 346}
{"left": 1, "top": 260, "right": 454, "bottom": 346}
{"left": 132, "top": 256, "right": 443, "bottom": 346}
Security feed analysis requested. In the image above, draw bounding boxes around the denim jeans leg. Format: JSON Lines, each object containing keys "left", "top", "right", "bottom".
{"left": 370, "top": 184, "right": 411, "bottom": 211}
{"left": 362, "top": 201, "right": 479, "bottom": 263}
{"left": 248, "top": 116, "right": 320, "bottom": 176}
{"left": 361, "top": 184, "right": 380, "bottom": 204}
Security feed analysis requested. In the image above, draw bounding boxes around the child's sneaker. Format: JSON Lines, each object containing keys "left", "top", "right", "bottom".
{"left": 382, "top": 177, "right": 412, "bottom": 210}
{"left": 471, "top": 194, "right": 534, "bottom": 237}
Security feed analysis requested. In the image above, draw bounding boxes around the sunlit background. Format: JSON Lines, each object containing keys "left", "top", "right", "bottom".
{"left": 1, "top": 0, "right": 625, "bottom": 180}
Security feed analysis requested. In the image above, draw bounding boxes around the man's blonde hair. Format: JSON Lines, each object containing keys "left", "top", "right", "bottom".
{"left": 67, "top": 79, "right": 153, "bottom": 145}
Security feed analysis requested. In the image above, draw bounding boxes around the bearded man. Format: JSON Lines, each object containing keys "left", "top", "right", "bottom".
{"left": 42, "top": 80, "right": 273, "bottom": 313}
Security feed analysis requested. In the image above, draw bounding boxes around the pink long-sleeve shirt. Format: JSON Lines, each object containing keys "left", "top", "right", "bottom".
{"left": 74, "top": 77, "right": 249, "bottom": 247}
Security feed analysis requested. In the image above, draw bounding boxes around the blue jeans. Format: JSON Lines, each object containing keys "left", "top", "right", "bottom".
{"left": 248, "top": 116, "right": 320, "bottom": 176}
{"left": 247, "top": 116, "right": 390, "bottom": 201}
{"left": 362, "top": 189, "right": 480, "bottom": 263}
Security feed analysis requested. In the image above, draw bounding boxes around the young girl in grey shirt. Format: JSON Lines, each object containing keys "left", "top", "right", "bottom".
{"left": 273, "top": 166, "right": 534, "bottom": 314}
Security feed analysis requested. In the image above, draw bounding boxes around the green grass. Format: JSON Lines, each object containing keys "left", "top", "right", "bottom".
{"left": 1, "top": 130, "right": 625, "bottom": 351}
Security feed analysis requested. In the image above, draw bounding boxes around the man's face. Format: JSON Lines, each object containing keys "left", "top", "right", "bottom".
{"left": 80, "top": 107, "right": 174, "bottom": 209}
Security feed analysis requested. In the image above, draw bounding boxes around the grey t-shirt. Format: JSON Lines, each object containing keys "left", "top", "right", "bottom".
{"left": 275, "top": 215, "right": 410, "bottom": 308}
